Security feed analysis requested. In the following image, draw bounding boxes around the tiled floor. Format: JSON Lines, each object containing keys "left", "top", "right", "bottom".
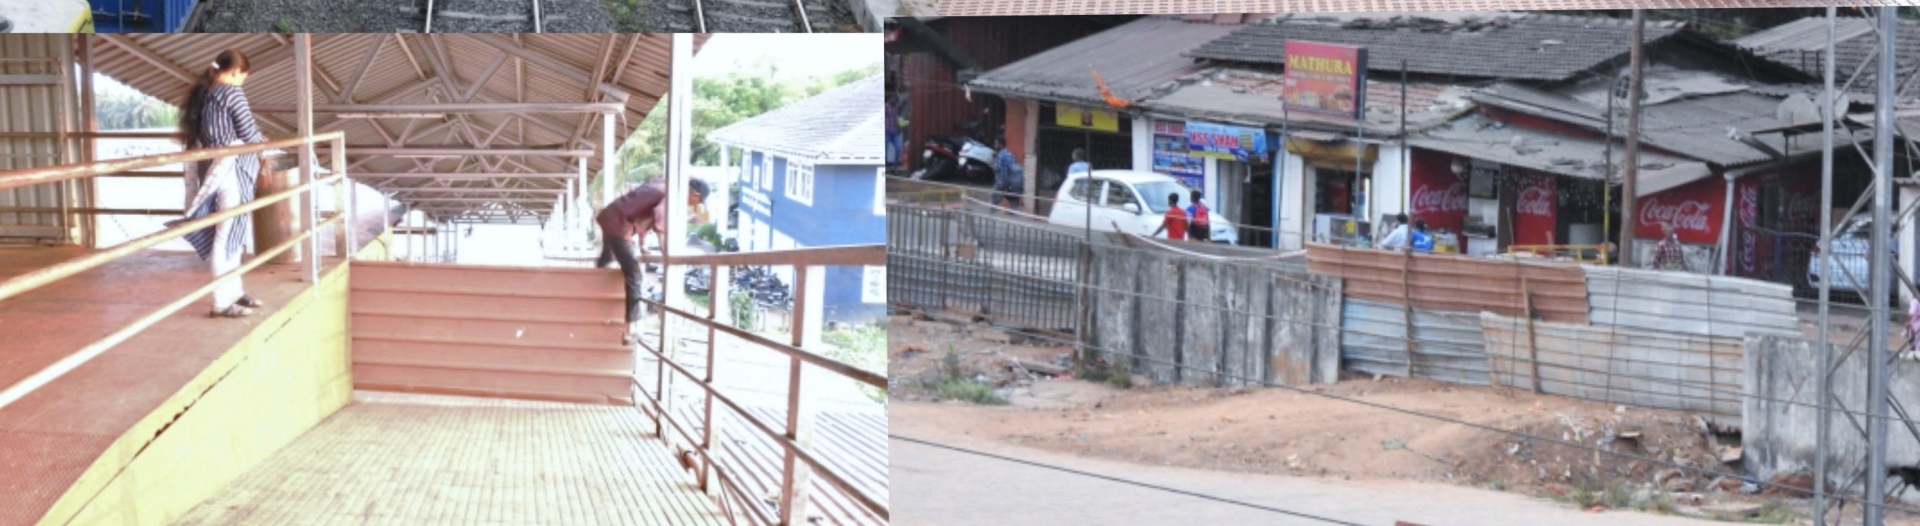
{"left": 173, "top": 391, "right": 725, "bottom": 526}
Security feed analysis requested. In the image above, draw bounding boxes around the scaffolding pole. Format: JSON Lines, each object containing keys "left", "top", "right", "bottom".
{"left": 1812, "top": 6, "right": 1836, "bottom": 525}
{"left": 1865, "top": 7, "right": 1898, "bottom": 526}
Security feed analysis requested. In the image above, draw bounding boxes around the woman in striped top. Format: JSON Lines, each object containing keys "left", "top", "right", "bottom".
{"left": 174, "top": 49, "right": 269, "bottom": 318}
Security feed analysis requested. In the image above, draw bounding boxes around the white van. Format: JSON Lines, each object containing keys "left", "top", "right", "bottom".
{"left": 1046, "top": 170, "right": 1237, "bottom": 244}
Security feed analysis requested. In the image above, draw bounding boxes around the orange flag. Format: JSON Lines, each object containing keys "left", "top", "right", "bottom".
{"left": 1090, "top": 67, "right": 1132, "bottom": 108}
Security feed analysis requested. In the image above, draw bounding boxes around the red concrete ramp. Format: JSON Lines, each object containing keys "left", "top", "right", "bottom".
{"left": 349, "top": 261, "right": 633, "bottom": 404}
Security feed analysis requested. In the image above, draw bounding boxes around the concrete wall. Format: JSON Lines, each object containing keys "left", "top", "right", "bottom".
{"left": 1745, "top": 335, "right": 1920, "bottom": 485}
{"left": 1087, "top": 245, "right": 1341, "bottom": 387}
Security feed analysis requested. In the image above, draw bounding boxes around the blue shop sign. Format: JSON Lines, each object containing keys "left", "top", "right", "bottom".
{"left": 1185, "top": 121, "right": 1268, "bottom": 162}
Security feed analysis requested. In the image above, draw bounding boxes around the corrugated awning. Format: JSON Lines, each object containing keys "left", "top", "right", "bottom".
{"left": 1412, "top": 113, "right": 1713, "bottom": 196}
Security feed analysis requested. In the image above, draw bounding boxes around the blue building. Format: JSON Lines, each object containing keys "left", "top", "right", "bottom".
{"left": 709, "top": 75, "right": 884, "bottom": 323}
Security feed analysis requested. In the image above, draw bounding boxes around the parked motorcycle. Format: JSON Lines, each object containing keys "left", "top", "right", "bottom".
{"left": 912, "top": 120, "right": 996, "bottom": 185}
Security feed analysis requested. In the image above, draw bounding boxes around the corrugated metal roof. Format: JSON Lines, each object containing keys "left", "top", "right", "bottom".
{"left": 708, "top": 75, "right": 882, "bottom": 163}
{"left": 963, "top": 16, "right": 1238, "bottom": 108}
{"left": 1473, "top": 81, "right": 1871, "bottom": 172}
{"left": 1410, "top": 112, "right": 1710, "bottom": 186}
{"left": 1735, "top": 16, "right": 1877, "bottom": 54}
{"left": 1138, "top": 67, "right": 1474, "bottom": 135}
{"left": 1189, "top": 13, "right": 1686, "bottom": 82}
{"left": 86, "top": 34, "right": 705, "bottom": 221}
{"left": 1735, "top": 16, "right": 1920, "bottom": 98}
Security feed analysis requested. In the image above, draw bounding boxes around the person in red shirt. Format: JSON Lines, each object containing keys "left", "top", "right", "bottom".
{"left": 596, "top": 177, "right": 710, "bottom": 344}
{"left": 1185, "top": 189, "right": 1211, "bottom": 242}
{"left": 1150, "top": 192, "right": 1188, "bottom": 241}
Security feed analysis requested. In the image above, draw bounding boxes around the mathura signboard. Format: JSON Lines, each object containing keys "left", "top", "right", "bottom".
{"left": 1284, "top": 41, "right": 1367, "bottom": 120}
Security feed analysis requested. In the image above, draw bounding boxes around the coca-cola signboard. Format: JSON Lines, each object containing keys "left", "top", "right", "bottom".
{"left": 1513, "top": 173, "right": 1556, "bottom": 246}
{"left": 1407, "top": 151, "right": 1466, "bottom": 249}
{"left": 1633, "top": 176, "right": 1724, "bottom": 245}
{"left": 1411, "top": 181, "right": 1467, "bottom": 214}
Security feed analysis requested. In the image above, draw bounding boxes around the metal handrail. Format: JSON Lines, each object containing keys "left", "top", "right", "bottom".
{"left": 632, "top": 246, "right": 888, "bottom": 525}
{"left": 0, "top": 134, "right": 328, "bottom": 192}
{"left": 0, "top": 131, "right": 351, "bottom": 412}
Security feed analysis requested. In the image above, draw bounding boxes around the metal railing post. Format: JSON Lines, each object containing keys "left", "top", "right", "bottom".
{"left": 779, "top": 265, "right": 815, "bottom": 525}
{"left": 702, "top": 263, "right": 723, "bottom": 495}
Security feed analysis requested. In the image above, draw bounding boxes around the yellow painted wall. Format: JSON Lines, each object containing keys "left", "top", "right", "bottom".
{"left": 36, "top": 257, "right": 360, "bottom": 526}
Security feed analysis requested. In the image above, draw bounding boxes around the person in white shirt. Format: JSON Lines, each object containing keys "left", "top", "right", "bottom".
{"left": 1375, "top": 213, "right": 1411, "bottom": 251}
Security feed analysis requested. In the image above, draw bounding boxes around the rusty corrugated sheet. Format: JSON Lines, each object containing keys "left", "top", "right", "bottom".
{"left": 1306, "top": 242, "right": 1589, "bottom": 323}
{"left": 0, "top": 34, "right": 77, "bottom": 242}
{"left": 1481, "top": 311, "right": 1743, "bottom": 422}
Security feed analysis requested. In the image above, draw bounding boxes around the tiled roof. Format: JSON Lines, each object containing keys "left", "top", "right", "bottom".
{"left": 965, "top": 16, "right": 1241, "bottom": 107}
{"left": 928, "top": 0, "right": 1914, "bottom": 18}
{"left": 1187, "top": 13, "right": 1687, "bottom": 82}
{"left": 708, "top": 75, "right": 883, "bottom": 163}
{"left": 1735, "top": 16, "right": 1920, "bottom": 99}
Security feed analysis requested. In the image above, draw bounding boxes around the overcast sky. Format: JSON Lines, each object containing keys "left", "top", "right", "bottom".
{"left": 692, "top": 34, "right": 880, "bottom": 80}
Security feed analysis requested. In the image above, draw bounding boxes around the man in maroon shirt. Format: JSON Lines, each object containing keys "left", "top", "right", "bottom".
{"left": 597, "top": 177, "right": 710, "bottom": 344}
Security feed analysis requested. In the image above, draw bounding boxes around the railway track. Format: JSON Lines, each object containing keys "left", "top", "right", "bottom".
{"left": 662, "top": 0, "right": 826, "bottom": 33}
{"left": 420, "top": 0, "right": 544, "bottom": 33}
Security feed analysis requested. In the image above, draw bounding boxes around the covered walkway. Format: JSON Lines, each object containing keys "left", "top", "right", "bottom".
{"left": 0, "top": 33, "right": 886, "bottom": 526}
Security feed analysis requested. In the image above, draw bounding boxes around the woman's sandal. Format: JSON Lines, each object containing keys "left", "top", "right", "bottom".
{"left": 236, "top": 295, "right": 265, "bottom": 309}
{"left": 210, "top": 305, "right": 254, "bottom": 318}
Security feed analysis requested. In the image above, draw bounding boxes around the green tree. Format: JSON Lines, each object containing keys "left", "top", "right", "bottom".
{"left": 608, "top": 61, "right": 880, "bottom": 186}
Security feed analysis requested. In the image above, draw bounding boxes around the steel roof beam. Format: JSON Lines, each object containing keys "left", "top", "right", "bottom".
{"left": 321, "top": 147, "right": 594, "bottom": 157}
{"left": 254, "top": 102, "right": 627, "bottom": 114}
{"left": 469, "top": 33, "right": 632, "bottom": 104}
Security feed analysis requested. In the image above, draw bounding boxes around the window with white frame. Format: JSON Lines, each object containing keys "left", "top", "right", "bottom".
{"left": 785, "top": 160, "right": 814, "bottom": 206}
{"left": 760, "top": 155, "right": 774, "bottom": 191}
{"left": 746, "top": 150, "right": 760, "bottom": 189}
{"left": 874, "top": 167, "right": 885, "bottom": 215}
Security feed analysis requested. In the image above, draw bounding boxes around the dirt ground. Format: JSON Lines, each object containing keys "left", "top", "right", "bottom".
{"left": 890, "top": 313, "right": 1920, "bottom": 524}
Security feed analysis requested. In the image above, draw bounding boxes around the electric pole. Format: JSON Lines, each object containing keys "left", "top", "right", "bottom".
{"left": 1619, "top": 10, "right": 1645, "bottom": 268}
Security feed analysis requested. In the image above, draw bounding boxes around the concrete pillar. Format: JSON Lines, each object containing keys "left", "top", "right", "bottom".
{"left": 1131, "top": 117, "right": 1153, "bottom": 172}
{"left": 603, "top": 112, "right": 616, "bottom": 210}
{"left": 1020, "top": 99, "right": 1039, "bottom": 215}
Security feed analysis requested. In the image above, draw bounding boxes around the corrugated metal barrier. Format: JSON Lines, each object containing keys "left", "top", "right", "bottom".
{"left": 1340, "top": 298, "right": 1491, "bottom": 386}
{"left": 1482, "top": 311, "right": 1744, "bottom": 422}
{"left": 1585, "top": 265, "right": 1801, "bottom": 340}
{"left": 1306, "top": 242, "right": 1590, "bottom": 324}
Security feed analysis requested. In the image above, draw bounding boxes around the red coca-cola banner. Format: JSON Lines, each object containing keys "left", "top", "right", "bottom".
{"left": 1513, "top": 172, "right": 1557, "bottom": 246}
{"left": 1407, "top": 150, "right": 1466, "bottom": 249}
{"left": 1634, "top": 176, "right": 1723, "bottom": 245}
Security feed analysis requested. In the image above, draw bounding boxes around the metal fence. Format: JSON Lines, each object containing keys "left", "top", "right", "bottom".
{"left": 886, "top": 204, "right": 1080, "bottom": 331}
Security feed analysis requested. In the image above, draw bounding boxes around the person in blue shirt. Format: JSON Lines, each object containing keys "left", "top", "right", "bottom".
{"left": 993, "top": 137, "right": 1021, "bottom": 210}
{"left": 1067, "top": 148, "right": 1090, "bottom": 177}
{"left": 1410, "top": 219, "right": 1435, "bottom": 254}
